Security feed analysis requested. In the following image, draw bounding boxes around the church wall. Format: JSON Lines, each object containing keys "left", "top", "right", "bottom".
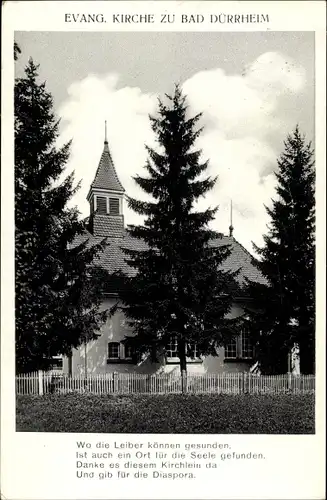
{"left": 62, "top": 298, "right": 253, "bottom": 376}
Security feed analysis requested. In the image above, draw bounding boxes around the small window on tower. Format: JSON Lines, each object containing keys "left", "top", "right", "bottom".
{"left": 109, "top": 198, "right": 120, "bottom": 215}
{"left": 96, "top": 196, "right": 107, "bottom": 215}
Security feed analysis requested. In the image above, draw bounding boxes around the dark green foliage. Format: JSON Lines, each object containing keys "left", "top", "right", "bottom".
{"left": 119, "top": 86, "right": 239, "bottom": 372}
{"left": 246, "top": 127, "right": 315, "bottom": 374}
{"left": 16, "top": 393, "right": 315, "bottom": 434}
{"left": 15, "top": 59, "right": 109, "bottom": 373}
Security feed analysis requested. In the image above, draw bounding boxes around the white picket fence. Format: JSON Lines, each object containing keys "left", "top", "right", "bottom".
{"left": 16, "top": 371, "right": 315, "bottom": 396}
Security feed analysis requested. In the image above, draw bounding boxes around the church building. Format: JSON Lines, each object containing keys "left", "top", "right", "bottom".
{"left": 61, "top": 136, "right": 269, "bottom": 376}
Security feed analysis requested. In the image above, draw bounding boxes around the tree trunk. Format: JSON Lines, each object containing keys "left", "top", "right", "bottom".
{"left": 178, "top": 339, "right": 187, "bottom": 393}
{"left": 67, "top": 351, "right": 72, "bottom": 377}
{"left": 178, "top": 339, "right": 187, "bottom": 373}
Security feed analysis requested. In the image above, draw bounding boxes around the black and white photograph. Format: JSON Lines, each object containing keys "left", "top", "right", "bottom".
{"left": 13, "top": 30, "right": 317, "bottom": 435}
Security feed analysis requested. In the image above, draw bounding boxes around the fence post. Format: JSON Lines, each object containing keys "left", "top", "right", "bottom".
{"left": 288, "top": 372, "right": 292, "bottom": 391}
{"left": 38, "top": 370, "right": 44, "bottom": 395}
{"left": 244, "top": 372, "right": 249, "bottom": 394}
{"left": 113, "top": 372, "right": 117, "bottom": 393}
{"left": 146, "top": 374, "right": 151, "bottom": 394}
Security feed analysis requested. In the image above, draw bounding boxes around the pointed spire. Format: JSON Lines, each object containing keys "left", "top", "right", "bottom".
{"left": 104, "top": 120, "right": 108, "bottom": 144}
{"left": 229, "top": 200, "right": 234, "bottom": 237}
{"left": 90, "top": 125, "right": 125, "bottom": 193}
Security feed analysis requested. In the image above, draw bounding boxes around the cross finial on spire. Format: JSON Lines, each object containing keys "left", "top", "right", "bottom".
{"left": 104, "top": 120, "right": 108, "bottom": 144}
{"left": 229, "top": 199, "right": 234, "bottom": 237}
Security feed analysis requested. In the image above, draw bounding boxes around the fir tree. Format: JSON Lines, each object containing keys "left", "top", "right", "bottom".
{"left": 119, "top": 86, "right": 239, "bottom": 375}
{"left": 15, "top": 59, "right": 109, "bottom": 373}
{"left": 246, "top": 126, "right": 315, "bottom": 374}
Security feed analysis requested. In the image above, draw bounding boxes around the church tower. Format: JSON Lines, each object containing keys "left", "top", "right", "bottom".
{"left": 87, "top": 124, "right": 125, "bottom": 238}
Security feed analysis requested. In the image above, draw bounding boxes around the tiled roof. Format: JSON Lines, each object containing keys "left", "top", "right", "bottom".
{"left": 210, "top": 236, "right": 267, "bottom": 286}
{"left": 74, "top": 230, "right": 267, "bottom": 288}
{"left": 91, "top": 141, "right": 125, "bottom": 193}
{"left": 93, "top": 214, "right": 125, "bottom": 238}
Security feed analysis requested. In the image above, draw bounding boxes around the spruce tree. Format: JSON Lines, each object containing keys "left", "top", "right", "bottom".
{"left": 246, "top": 126, "right": 315, "bottom": 374}
{"left": 119, "top": 86, "right": 239, "bottom": 375}
{"left": 15, "top": 59, "right": 108, "bottom": 373}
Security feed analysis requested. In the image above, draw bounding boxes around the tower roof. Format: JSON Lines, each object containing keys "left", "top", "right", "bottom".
{"left": 91, "top": 140, "right": 125, "bottom": 193}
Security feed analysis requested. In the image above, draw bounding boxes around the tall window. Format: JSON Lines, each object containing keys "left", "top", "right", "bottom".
{"left": 224, "top": 329, "right": 254, "bottom": 360}
{"left": 108, "top": 342, "right": 120, "bottom": 360}
{"left": 96, "top": 196, "right": 107, "bottom": 214}
{"left": 109, "top": 198, "right": 120, "bottom": 215}
{"left": 224, "top": 337, "right": 237, "bottom": 359}
{"left": 241, "top": 329, "right": 254, "bottom": 359}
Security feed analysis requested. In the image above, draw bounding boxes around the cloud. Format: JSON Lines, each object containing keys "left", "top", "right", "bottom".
{"left": 181, "top": 51, "right": 306, "bottom": 249}
{"left": 58, "top": 73, "right": 157, "bottom": 226}
{"left": 58, "top": 51, "right": 306, "bottom": 253}
{"left": 244, "top": 51, "right": 306, "bottom": 95}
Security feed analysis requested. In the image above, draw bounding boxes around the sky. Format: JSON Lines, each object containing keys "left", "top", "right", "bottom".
{"left": 15, "top": 31, "right": 315, "bottom": 252}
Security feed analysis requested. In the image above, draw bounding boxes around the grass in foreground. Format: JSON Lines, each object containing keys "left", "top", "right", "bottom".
{"left": 16, "top": 393, "right": 315, "bottom": 434}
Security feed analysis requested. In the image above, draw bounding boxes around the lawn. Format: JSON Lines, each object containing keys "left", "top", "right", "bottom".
{"left": 16, "top": 393, "right": 314, "bottom": 434}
